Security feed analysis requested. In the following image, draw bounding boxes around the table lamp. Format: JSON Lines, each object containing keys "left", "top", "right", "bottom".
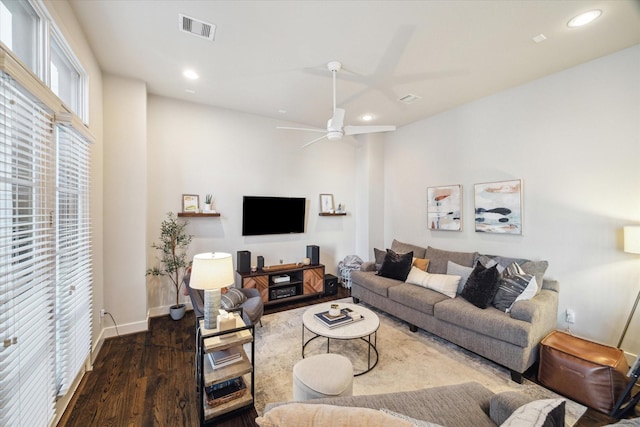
{"left": 190, "top": 252, "right": 235, "bottom": 329}
{"left": 617, "top": 226, "right": 640, "bottom": 348}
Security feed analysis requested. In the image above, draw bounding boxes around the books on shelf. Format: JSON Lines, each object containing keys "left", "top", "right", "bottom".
{"left": 205, "top": 376, "right": 247, "bottom": 407}
{"left": 314, "top": 308, "right": 364, "bottom": 329}
{"left": 208, "top": 346, "right": 242, "bottom": 368}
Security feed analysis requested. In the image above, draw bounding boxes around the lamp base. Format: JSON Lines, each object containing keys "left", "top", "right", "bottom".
{"left": 203, "top": 288, "right": 221, "bottom": 330}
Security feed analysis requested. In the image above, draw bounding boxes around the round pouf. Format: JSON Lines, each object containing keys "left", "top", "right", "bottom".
{"left": 293, "top": 353, "right": 353, "bottom": 400}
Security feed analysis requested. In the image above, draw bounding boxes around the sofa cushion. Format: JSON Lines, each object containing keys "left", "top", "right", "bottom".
{"left": 461, "top": 263, "right": 500, "bottom": 309}
{"left": 492, "top": 262, "right": 537, "bottom": 312}
{"left": 447, "top": 261, "right": 475, "bottom": 294}
{"left": 388, "top": 283, "right": 450, "bottom": 316}
{"left": 391, "top": 239, "right": 427, "bottom": 259}
{"left": 500, "top": 399, "right": 565, "bottom": 427}
{"left": 256, "top": 403, "right": 415, "bottom": 427}
{"left": 351, "top": 270, "right": 403, "bottom": 297}
{"left": 377, "top": 249, "right": 413, "bottom": 281}
{"left": 405, "top": 266, "right": 460, "bottom": 298}
{"left": 380, "top": 409, "right": 444, "bottom": 427}
{"left": 426, "top": 246, "right": 478, "bottom": 274}
{"left": 434, "top": 298, "right": 531, "bottom": 347}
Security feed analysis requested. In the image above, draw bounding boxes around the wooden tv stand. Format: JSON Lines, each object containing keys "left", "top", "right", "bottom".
{"left": 237, "top": 264, "right": 325, "bottom": 306}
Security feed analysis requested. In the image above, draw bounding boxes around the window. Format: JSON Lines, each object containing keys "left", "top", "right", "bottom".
{"left": 0, "top": 0, "right": 94, "bottom": 423}
{"left": 0, "top": 0, "right": 41, "bottom": 75}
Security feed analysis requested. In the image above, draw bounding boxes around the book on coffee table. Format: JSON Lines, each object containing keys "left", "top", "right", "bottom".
{"left": 314, "top": 308, "right": 362, "bottom": 328}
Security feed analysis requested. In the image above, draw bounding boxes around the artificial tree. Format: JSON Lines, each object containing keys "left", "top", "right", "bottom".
{"left": 146, "top": 212, "right": 193, "bottom": 319}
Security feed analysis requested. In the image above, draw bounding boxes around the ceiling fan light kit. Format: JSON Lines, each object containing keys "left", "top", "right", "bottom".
{"left": 277, "top": 61, "right": 397, "bottom": 147}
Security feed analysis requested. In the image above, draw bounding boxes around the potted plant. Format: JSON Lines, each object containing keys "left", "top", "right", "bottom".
{"left": 146, "top": 212, "right": 193, "bottom": 320}
{"left": 204, "top": 194, "right": 213, "bottom": 212}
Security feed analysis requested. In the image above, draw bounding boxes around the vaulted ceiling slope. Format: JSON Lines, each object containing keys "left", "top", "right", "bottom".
{"left": 69, "top": 0, "right": 640, "bottom": 129}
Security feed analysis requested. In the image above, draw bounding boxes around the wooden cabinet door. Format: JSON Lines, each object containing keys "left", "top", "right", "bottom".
{"left": 303, "top": 267, "right": 324, "bottom": 295}
{"left": 243, "top": 275, "right": 269, "bottom": 302}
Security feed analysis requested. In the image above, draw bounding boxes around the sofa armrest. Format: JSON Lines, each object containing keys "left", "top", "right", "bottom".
{"left": 490, "top": 391, "right": 536, "bottom": 425}
{"left": 360, "top": 261, "right": 377, "bottom": 272}
{"left": 510, "top": 289, "right": 558, "bottom": 325}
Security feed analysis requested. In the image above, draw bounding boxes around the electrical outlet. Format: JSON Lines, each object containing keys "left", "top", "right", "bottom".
{"left": 566, "top": 309, "right": 576, "bottom": 324}
{"left": 100, "top": 308, "right": 105, "bottom": 318}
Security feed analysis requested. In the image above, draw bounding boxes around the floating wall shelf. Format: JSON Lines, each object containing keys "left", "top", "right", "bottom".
{"left": 177, "top": 212, "right": 220, "bottom": 217}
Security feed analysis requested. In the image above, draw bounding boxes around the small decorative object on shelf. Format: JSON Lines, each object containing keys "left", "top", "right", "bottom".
{"left": 319, "top": 193, "right": 334, "bottom": 213}
{"left": 183, "top": 194, "right": 199, "bottom": 213}
{"left": 204, "top": 194, "right": 216, "bottom": 213}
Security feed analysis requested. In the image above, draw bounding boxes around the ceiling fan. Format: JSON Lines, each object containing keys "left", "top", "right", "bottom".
{"left": 277, "top": 61, "right": 396, "bottom": 148}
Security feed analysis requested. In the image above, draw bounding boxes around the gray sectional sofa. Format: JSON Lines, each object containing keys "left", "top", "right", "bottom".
{"left": 351, "top": 240, "right": 559, "bottom": 383}
{"left": 259, "top": 381, "right": 562, "bottom": 427}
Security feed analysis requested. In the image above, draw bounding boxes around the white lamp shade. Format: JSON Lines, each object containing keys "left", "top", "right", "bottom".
{"left": 190, "top": 252, "right": 235, "bottom": 290}
{"left": 624, "top": 226, "right": 640, "bottom": 255}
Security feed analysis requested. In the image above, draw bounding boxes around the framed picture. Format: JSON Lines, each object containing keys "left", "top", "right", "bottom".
{"left": 182, "top": 194, "right": 199, "bottom": 213}
{"left": 319, "top": 194, "right": 334, "bottom": 213}
{"left": 474, "top": 179, "right": 522, "bottom": 234}
{"left": 427, "top": 185, "right": 462, "bottom": 231}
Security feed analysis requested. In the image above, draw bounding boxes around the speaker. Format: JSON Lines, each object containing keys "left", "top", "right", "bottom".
{"left": 306, "top": 245, "right": 320, "bottom": 265}
{"left": 237, "top": 250, "right": 251, "bottom": 273}
{"left": 257, "top": 255, "right": 264, "bottom": 270}
{"left": 324, "top": 274, "right": 338, "bottom": 296}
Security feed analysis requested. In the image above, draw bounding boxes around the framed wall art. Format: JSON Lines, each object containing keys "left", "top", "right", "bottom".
{"left": 320, "top": 194, "right": 334, "bottom": 213}
{"left": 427, "top": 185, "right": 462, "bottom": 231}
{"left": 182, "top": 194, "right": 199, "bottom": 213}
{"left": 474, "top": 179, "right": 522, "bottom": 234}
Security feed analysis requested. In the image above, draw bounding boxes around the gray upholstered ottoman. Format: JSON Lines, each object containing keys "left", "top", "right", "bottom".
{"left": 293, "top": 354, "right": 353, "bottom": 400}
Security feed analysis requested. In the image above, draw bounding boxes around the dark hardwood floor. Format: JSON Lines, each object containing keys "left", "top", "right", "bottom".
{"left": 58, "top": 287, "right": 631, "bottom": 426}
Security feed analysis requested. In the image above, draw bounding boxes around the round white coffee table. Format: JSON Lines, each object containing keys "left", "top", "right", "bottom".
{"left": 302, "top": 302, "right": 379, "bottom": 376}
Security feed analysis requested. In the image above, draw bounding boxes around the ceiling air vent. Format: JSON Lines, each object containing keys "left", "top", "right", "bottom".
{"left": 399, "top": 94, "right": 421, "bottom": 104}
{"left": 178, "top": 13, "right": 216, "bottom": 41}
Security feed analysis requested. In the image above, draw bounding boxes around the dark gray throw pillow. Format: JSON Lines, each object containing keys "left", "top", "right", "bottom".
{"left": 377, "top": 249, "right": 413, "bottom": 281}
{"left": 461, "top": 262, "right": 500, "bottom": 309}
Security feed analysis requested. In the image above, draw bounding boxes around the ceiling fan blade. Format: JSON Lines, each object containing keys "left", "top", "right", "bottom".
{"left": 277, "top": 126, "right": 326, "bottom": 133}
{"left": 344, "top": 125, "right": 397, "bottom": 136}
{"left": 328, "top": 108, "right": 345, "bottom": 131}
{"left": 301, "top": 133, "right": 329, "bottom": 148}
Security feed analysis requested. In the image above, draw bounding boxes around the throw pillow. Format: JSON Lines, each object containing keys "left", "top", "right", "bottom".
{"left": 221, "top": 288, "right": 246, "bottom": 310}
{"left": 447, "top": 261, "right": 474, "bottom": 294}
{"left": 492, "top": 262, "right": 537, "bottom": 312}
{"left": 256, "top": 403, "right": 415, "bottom": 427}
{"left": 412, "top": 257, "right": 430, "bottom": 271}
{"left": 460, "top": 263, "right": 500, "bottom": 309}
{"left": 500, "top": 399, "right": 565, "bottom": 427}
{"left": 373, "top": 248, "right": 386, "bottom": 270}
{"left": 380, "top": 408, "right": 444, "bottom": 427}
{"left": 405, "top": 267, "right": 460, "bottom": 298}
{"left": 377, "top": 249, "right": 413, "bottom": 281}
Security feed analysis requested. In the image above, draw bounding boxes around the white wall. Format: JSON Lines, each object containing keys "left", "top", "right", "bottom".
{"left": 382, "top": 45, "right": 640, "bottom": 353}
{"left": 103, "top": 75, "right": 148, "bottom": 333}
{"left": 145, "top": 96, "right": 358, "bottom": 310}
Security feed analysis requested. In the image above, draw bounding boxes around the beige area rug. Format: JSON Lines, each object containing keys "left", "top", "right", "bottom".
{"left": 252, "top": 297, "right": 587, "bottom": 425}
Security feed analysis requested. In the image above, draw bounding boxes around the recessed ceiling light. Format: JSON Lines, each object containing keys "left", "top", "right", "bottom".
{"left": 361, "top": 114, "right": 373, "bottom": 122}
{"left": 183, "top": 69, "right": 199, "bottom": 80}
{"left": 532, "top": 34, "right": 547, "bottom": 44}
{"left": 567, "top": 10, "right": 602, "bottom": 28}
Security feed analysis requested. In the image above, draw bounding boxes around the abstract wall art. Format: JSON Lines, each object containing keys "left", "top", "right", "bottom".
{"left": 427, "top": 185, "right": 462, "bottom": 231}
{"left": 474, "top": 179, "right": 522, "bottom": 234}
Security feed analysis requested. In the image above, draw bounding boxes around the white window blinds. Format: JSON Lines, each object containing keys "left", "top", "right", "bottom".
{"left": 0, "top": 70, "right": 57, "bottom": 426}
{"left": 55, "top": 123, "right": 91, "bottom": 396}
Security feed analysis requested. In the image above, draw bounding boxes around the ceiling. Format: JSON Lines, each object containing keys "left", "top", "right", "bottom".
{"left": 68, "top": 1, "right": 640, "bottom": 131}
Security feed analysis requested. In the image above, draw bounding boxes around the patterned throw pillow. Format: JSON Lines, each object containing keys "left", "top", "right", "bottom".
{"left": 492, "top": 262, "right": 537, "bottom": 312}
{"left": 377, "top": 249, "right": 414, "bottom": 281}
{"left": 221, "top": 288, "right": 246, "bottom": 310}
{"left": 500, "top": 399, "right": 565, "bottom": 427}
{"left": 460, "top": 263, "right": 500, "bottom": 309}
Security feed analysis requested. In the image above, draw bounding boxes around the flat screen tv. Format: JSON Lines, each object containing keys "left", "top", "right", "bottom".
{"left": 242, "top": 196, "right": 306, "bottom": 236}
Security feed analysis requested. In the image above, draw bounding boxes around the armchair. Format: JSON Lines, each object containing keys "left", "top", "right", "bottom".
{"left": 183, "top": 270, "right": 263, "bottom": 327}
